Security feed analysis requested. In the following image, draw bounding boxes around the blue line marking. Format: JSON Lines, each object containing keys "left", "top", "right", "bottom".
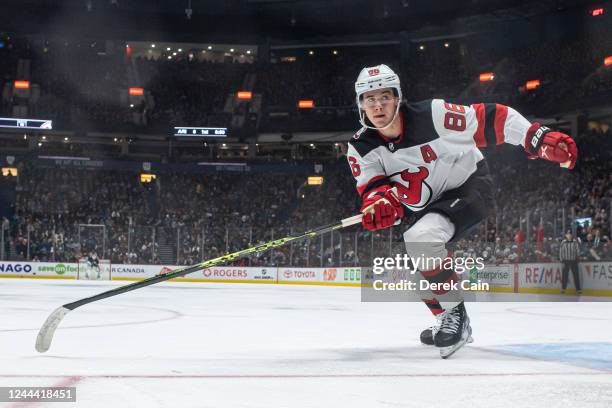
{"left": 494, "top": 343, "right": 612, "bottom": 370}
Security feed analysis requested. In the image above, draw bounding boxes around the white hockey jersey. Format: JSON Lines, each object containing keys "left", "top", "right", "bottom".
{"left": 347, "top": 99, "right": 532, "bottom": 212}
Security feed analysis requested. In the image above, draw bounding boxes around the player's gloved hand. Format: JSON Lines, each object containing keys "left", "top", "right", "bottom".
{"left": 360, "top": 186, "right": 404, "bottom": 231}
{"left": 525, "top": 122, "right": 578, "bottom": 169}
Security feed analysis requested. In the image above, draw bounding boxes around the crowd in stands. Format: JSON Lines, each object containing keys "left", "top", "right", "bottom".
{"left": 1, "top": 25, "right": 611, "bottom": 135}
{"left": 2, "top": 128, "right": 610, "bottom": 266}
{"left": 0, "top": 26, "right": 611, "bottom": 266}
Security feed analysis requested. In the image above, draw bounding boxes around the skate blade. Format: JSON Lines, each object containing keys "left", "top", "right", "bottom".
{"left": 439, "top": 330, "right": 472, "bottom": 359}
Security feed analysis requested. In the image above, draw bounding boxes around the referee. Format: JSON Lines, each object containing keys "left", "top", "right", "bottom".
{"left": 559, "top": 231, "right": 581, "bottom": 295}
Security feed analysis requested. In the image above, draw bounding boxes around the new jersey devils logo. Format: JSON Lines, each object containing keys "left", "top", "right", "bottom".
{"left": 390, "top": 166, "right": 433, "bottom": 209}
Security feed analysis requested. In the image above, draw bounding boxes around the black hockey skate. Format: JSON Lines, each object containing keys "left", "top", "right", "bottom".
{"left": 420, "top": 313, "right": 444, "bottom": 346}
{"left": 434, "top": 302, "right": 472, "bottom": 359}
{"left": 420, "top": 312, "right": 473, "bottom": 347}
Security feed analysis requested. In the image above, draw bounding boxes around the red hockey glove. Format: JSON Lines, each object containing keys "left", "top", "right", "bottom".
{"left": 360, "top": 185, "right": 404, "bottom": 231}
{"left": 525, "top": 122, "right": 578, "bottom": 170}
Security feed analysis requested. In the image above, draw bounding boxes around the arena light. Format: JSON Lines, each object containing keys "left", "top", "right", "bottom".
{"left": 140, "top": 173, "right": 157, "bottom": 183}
{"left": 237, "top": 91, "right": 252, "bottom": 100}
{"left": 307, "top": 176, "right": 324, "bottom": 185}
{"left": 298, "top": 100, "right": 315, "bottom": 108}
{"left": 129, "top": 87, "right": 144, "bottom": 96}
{"left": 605, "top": 56, "right": 612, "bottom": 67}
{"left": 2, "top": 167, "right": 18, "bottom": 177}
{"left": 591, "top": 7, "right": 604, "bottom": 16}
{"left": 14, "top": 80, "right": 30, "bottom": 89}
{"left": 479, "top": 73, "right": 495, "bottom": 82}
{"left": 525, "top": 80, "right": 541, "bottom": 90}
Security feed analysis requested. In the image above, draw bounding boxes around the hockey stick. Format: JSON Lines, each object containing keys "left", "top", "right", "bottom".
{"left": 35, "top": 213, "right": 363, "bottom": 353}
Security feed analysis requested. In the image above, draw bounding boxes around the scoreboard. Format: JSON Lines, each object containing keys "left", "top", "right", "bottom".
{"left": 0, "top": 117, "right": 53, "bottom": 130}
{"left": 173, "top": 127, "right": 227, "bottom": 137}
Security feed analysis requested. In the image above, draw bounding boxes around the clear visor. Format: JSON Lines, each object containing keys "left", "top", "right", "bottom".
{"left": 356, "top": 87, "right": 402, "bottom": 130}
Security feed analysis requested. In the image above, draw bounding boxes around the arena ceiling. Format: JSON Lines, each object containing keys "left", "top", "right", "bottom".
{"left": 0, "top": 0, "right": 605, "bottom": 44}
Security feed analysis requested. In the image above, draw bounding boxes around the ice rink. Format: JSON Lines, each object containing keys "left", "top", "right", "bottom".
{"left": 1, "top": 279, "right": 612, "bottom": 408}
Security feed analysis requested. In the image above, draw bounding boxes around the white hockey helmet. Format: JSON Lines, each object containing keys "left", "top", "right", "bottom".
{"left": 355, "top": 64, "right": 402, "bottom": 130}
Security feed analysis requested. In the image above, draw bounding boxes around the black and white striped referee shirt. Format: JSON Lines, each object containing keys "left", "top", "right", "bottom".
{"left": 559, "top": 239, "right": 580, "bottom": 261}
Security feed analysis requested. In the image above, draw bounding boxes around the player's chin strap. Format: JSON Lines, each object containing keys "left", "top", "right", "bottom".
{"left": 357, "top": 100, "right": 402, "bottom": 131}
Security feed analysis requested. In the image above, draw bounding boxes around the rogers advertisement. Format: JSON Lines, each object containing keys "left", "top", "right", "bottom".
{"left": 197, "top": 267, "right": 276, "bottom": 282}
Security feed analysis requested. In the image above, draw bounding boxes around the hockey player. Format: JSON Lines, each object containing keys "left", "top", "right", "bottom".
{"left": 86, "top": 252, "right": 101, "bottom": 280}
{"left": 347, "top": 64, "right": 577, "bottom": 358}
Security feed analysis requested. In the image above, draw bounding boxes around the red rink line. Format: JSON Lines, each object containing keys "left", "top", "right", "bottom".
{"left": 0, "top": 372, "right": 610, "bottom": 379}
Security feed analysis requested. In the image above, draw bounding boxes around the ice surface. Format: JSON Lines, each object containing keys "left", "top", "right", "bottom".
{"left": 1, "top": 279, "right": 612, "bottom": 407}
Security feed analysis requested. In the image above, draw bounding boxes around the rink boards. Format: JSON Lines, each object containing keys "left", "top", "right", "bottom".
{"left": 0, "top": 261, "right": 611, "bottom": 296}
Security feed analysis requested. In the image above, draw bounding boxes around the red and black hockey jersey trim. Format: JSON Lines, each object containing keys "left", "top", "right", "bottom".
{"left": 471, "top": 103, "right": 508, "bottom": 148}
